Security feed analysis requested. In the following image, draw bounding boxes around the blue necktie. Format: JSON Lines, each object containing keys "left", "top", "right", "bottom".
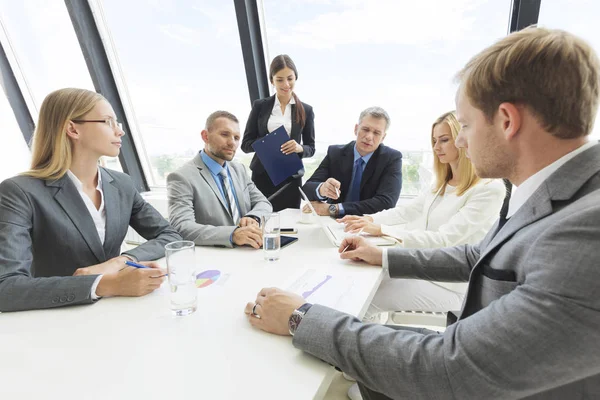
{"left": 349, "top": 158, "right": 364, "bottom": 202}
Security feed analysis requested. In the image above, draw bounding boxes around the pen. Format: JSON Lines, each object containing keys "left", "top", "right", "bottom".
{"left": 125, "top": 260, "right": 149, "bottom": 269}
{"left": 125, "top": 260, "right": 168, "bottom": 277}
{"left": 335, "top": 187, "right": 340, "bottom": 198}
{"left": 342, "top": 228, "right": 364, "bottom": 253}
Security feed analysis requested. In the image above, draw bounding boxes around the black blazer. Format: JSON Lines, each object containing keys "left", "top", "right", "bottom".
{"left": 241, "top": 95, "right": 315, "bottom": 176}
{"left": 302, "top": 141, "right": 403, "bottom": 216}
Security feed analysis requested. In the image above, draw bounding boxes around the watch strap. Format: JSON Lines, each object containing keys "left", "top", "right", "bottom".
{"left": 289, "top": 302, "right": 313, "bottom": 336}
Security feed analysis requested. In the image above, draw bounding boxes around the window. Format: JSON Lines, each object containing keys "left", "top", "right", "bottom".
{"left": 99, "top": 0, "right": 250, "bottom": 187}
{"left": 262, "top": 0, "right": 512, "bottom": 195}
{"left": 0, "top": 1, "right": 122, "bottom": 172}
{"left": 0, "top": 92, "right": 31, "bottom": 182}
{"left": 538, "top": 0, "right": 600, "bottom": 140}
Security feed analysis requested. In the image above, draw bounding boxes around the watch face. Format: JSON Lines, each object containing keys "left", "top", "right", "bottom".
{"left": 289, "top": 312, "right": 302, "bottom": 335}
{"left": 328, "top": 204, "right": 337, "bottom": 214}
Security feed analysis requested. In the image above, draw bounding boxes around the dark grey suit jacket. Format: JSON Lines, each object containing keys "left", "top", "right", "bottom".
{"left": 0, "top": 168, "right": 182, "bottom": 312}
{"left": 293, "top": 144, "right": 600, "bottom": 399}
{"left": 302, "top": 141, "right": 403, "bottom": 215}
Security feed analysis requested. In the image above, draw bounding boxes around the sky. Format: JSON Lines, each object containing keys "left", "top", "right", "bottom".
{"left": 1, "top": 0, "right": 599, "bottom": 186}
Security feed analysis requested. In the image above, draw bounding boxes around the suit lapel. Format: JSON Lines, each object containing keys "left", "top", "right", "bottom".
{"left": 259, "top": 95, "right": 275, "bottom": 135}
{"left": 476, "top": 143, "right": 600, "bottom": 266}
{"left": 340, "top": 143, "right": 355, "bottom": 201}
{"left": 194, "top": 154, "right": 230, "bottom": 216}
{"left": 228, "top": 166, "right": 248, "bottom": 216}
{"left": 101, "top": 168, "right": 120, "bottom": 254}
{"left": 48, "top": 175, "right": 105, "bottom": 263}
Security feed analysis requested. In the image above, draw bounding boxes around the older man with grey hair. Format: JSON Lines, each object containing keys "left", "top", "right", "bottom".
{"left": 302, "top": 106, "right": 403, "bottom": 216}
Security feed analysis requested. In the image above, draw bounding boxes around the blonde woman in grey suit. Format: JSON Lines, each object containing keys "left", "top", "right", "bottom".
{"left": 340, "top": 111, "right": 506, "bottom": 315}
{"left": 0, "top": 88, "right": 182, "bottom": 312}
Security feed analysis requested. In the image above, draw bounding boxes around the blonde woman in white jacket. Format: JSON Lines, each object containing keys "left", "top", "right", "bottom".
{"left": 339, "top": 111, "right": 506, "bottom": 314}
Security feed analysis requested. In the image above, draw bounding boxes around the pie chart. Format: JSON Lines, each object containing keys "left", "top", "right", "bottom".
{"left": 196, "top": 270, "right": 221, "bottom": 288}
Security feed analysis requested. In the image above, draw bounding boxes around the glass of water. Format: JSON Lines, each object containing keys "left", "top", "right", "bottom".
{"left": 165, "top": 240, "right": 197, "bottom": 316}
{"left": 262, "top": 212, "right": 280, "bottom": 261}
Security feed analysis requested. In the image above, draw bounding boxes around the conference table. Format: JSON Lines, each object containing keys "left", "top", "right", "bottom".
{"left": 0, "top": 209, "right": 384, "bottom": 400}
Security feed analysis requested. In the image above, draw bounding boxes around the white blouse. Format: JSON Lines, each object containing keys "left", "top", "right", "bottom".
{"left": 267, "top": 94, "right": 295, "bottom": 135}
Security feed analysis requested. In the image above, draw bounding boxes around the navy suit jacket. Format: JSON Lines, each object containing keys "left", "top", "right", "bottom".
{"left": 302, "top": 141, "right": 402, "bottom": 216}
{"left": 241, "top": 95, "right": 315, "bottom": 175}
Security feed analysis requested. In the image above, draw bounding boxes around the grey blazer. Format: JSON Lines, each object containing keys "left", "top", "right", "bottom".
{"left": 0, "top": 168, "right": 182, "bottom": 313}
{"left": 293, "top": 144, "right": 600, "bottom": 399}
{"left": 166, "top": 153, "right": 272, "bottom": 247}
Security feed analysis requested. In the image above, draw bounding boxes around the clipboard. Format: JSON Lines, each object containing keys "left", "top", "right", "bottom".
{"left": 251, "top": 125, "right": 304, "bottom": 186}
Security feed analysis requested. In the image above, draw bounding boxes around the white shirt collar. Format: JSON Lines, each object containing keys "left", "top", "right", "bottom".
{"left": 66, "top": 167, "right": 103, "bottom": 191}
{"left": 274, "top": 94, "right": 295, "bottom": 107}
{"left": 507, "top": 141, "right": 596, "bottom": 218}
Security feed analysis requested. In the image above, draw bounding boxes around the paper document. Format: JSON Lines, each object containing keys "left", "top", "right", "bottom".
{"left": 286, "top": 269, "right": 354, "bottom": 308}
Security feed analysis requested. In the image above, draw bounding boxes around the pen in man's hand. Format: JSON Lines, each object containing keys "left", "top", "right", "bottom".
{"left": 342, "top": 228, "right": 364, "bottom": 253}
{"left": 125, "top": 260, "right": 167, "bottom": 277}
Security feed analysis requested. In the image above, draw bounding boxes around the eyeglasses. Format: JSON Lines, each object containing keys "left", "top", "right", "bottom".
{"left": 72, "top": 118, "right": 123, "bottom": 131}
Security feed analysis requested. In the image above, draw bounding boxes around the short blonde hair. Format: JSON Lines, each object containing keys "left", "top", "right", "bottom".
{"left": 458, "top": 27, "right": 600, "bottom": 139}
{"left": 24, "top": 88, "right": 105, "bottom": 180}
{"left": 431, "top": 111, "right": 480, "bottom": 196}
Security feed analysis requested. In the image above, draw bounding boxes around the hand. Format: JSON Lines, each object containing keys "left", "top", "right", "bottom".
{"left": 239, "top": 216, "right": 259, "bottom": 227}
{"left": 337, "top": 216, "right": 381, "bottom": 235}
{"left": 307, "top": 201, "right": 330, "bottom": 216}
{"left": 95, "top": 264, "right": 166, "bottom": 297}
{"left": 232, "top": 225, "right": 263, "bottom": 249}
{"left": 280, "top": 139, "right": 302, "bottom": 155}
{"left": 338, "top": 236, "right": 383, "bottom": 265}
{"left": 244, "top": 287, "right": 306, "bottom": 336}
{"left": 73, "top": 256, "right": 130, "bottom": 276}
{"left": 318, "top": 178, "right": 341, "bottom": 199}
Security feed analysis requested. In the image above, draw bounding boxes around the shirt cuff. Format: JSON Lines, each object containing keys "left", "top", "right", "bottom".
{"left": 121, "top": 253, "right": 138, "bottom": 262}
{"left": 315, "top": 183, "right": 326, "bottom": 200}
{"left": 338, "top": 203, "right": 345, "bottom": 216}
{"left": 381, "top": 248, "right": 390, "bottom": 277}
{"left": 90, "top": 275, "right": 103, "bottom": 300}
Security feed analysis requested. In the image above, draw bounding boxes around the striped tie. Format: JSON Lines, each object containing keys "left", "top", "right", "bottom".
{"left": 219, "top": 169, "right": 240, "bottom": 225}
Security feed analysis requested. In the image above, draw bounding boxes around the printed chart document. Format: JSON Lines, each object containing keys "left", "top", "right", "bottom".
{"left": 285, "top": 269, "right": 354, "bottom": 309}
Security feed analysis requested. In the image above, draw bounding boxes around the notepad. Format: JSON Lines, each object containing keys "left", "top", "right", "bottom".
{"left": 251, "top": 125, "right": 304, "bottom": 186}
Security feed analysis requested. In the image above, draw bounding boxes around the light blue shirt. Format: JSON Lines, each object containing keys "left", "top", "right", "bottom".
{"left": 200, "top": 151, "right": 242, "bottom": 245}
{"left": 316, "top": 145, "right": 374, "bottom": 216}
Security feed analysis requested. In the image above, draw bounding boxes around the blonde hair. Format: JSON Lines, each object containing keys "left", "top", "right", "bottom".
{"left": 24, "top": 88, "right": 105, "bottom": 180}
{"left": 432, "top": 111, "right": 480, "bottom": 196}
{"left": 458, "top": 27, "right": 600, "bottom": 139}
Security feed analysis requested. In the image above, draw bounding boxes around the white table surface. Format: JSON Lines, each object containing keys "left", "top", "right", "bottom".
{"left": 0, "top": 210, "right": 383, "bottom": 400}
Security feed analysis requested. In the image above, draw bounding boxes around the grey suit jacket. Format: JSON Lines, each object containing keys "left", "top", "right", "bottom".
{"left": 0, "top": 168, "right": 182, "bottom": 313}
{"left": 293, "top": 144, "right": 600, "bottom": 399}
{"left": 166, "top": 153, "right": 272, "bottom": 247}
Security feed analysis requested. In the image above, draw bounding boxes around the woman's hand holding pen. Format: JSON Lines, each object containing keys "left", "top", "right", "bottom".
{"left": 280, "top": 139, "right": 303, "bottom": 155}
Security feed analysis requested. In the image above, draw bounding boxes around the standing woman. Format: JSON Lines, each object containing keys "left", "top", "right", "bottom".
{"left": 241, "top": 54, "right": 315, "bottom": 211}
{"left": 0, "top": 88, "right": 182, "bottom": 312}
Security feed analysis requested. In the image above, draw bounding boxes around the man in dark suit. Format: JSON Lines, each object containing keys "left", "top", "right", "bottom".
{"left": 302, "top": 107, "right": 402, "bottom": 216}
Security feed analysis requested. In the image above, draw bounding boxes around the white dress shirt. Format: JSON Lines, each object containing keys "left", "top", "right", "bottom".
{"left": 507, "top": 140, "right": 596, "bottom": 218}
{"left": 267, "top": 94, "right": 295, "bottom": 135}
{"left": 67, "top": 168, "right": 106, "bottom": 299}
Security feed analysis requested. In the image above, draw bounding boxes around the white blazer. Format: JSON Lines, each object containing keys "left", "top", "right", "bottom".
{"left": 370, "top": 179, "right": 506, "bottom": 292}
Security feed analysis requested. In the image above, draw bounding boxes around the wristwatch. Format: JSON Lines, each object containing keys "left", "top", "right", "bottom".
{"left": 289, "top": 303, "right": 313, "bottom": 336}
{"left": 328, "top": 204, "right": 338, "bottom": 218}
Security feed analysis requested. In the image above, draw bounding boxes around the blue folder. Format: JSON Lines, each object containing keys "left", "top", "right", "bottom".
{"left": 251, "top": 125, "right": 304, "bottom": 186}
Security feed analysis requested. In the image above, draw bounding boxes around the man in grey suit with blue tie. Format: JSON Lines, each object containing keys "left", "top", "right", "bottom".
{"left": 244, "top": 28, "right": 600, "bottom": 399}
{"left": 167, "top": 111, "right": 272, "bottom": 248}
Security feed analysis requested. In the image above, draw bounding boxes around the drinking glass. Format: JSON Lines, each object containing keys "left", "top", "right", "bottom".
{"left": 262, "top": 213, "right": 280, "bottom": 261}
{"left": 165, "top": 240, "right": 197, "bottom": 316}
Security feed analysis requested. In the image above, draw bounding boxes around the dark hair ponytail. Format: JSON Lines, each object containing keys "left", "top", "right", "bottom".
{"left": 270, "top": 54, "right": 306, "bottom": 128}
